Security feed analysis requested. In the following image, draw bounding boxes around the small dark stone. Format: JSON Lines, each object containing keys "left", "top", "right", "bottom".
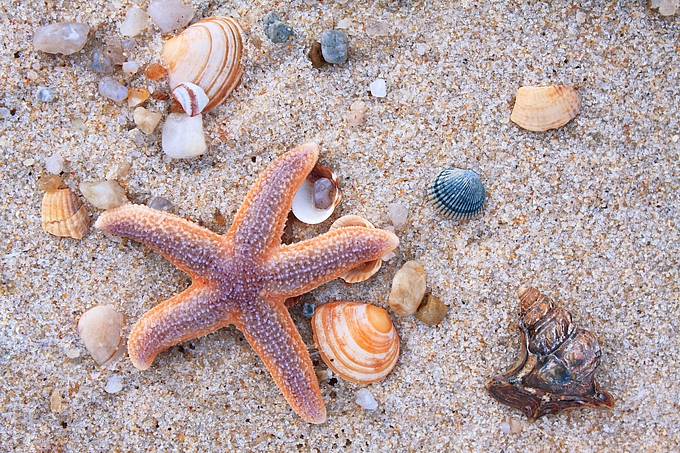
{"left": 302, "top": 302, "right": 315, "bottom": 318}
{"left": 308, "top": 42, "right": 326, "bottom": 68}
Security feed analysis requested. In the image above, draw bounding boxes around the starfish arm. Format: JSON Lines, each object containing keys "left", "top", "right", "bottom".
{"left": 228, "top": 143, "right": 319, "bottom": 258}
{"left": 266, "top": 227, "right": 399, "bottom": 297}
{"left": 236, "top": 297, "right": 326, "bottom": 424}
{"left": 95, "top": 204, "right": 225, "bottom": 279}
{"left": 128, "top": 283, "right": 234, "bottom": 370}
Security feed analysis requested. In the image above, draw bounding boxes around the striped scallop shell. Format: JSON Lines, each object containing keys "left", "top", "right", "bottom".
{"left": 41, "top": 187, "right": 90, "bottom": 239}
{"left": 329, "top": 215, "right": 382, "bottom": 283}
{"left": 510, "top": 86, "right": 581, "bottom": 132}
{"left": 312, "top": 302, "right": 399, "bottom": 384}
{"left": 162, "top": 17, "right": 243, "bottom": 113}
{"left": 429, "top": 168, "right": 486, "bottom": 220}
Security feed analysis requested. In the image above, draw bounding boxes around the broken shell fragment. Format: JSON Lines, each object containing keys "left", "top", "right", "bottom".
{"left": 429, "top": 168, "right": 486, "bottom": 220}
{"left": 510, "top": 85, "right": 582, "bottom": 132}
{"left": 292, "top": 163, "right": 341, "bottom": 224}
{"left": 486, "top": 286, "right": 615, "bottom": 421}
{"left": 171, "top": 82, "right": 209, "bottom": 117}
{"left": 388, "top": 260, "right": 427, "bottom": 316}
{"left": 41, "top": 187, "right": 90, "bottom": 239}
{"left": 77, "top": 304, "right": 126, "bottom": 366}
{"left": 329, "top": 215, "right": 382, "bottom": 283}
{"left": 312, "top": 302, "right": 399, "bottom": 384}
{"left": 162, "top": 16, "right": 243, "bottom": 113}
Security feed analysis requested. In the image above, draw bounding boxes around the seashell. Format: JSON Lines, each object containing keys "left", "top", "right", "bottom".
{"left": 171, "top": 82, "right": 209, "bottom": 117}
{"left": 77, "top": 304, "right": 126, "bottom": 366}
{"left": 41, "top": 187, "right": 90, "bottom": 239}
{"left": 510, "top": 85, "right": 582, "bottom": 132}
{"left": 428, "top": 167, "right": 486, "bottom": 220}
{"left": 312, "top": 302, "right": 399, "bottom": 384}
{"left": 329, "top": 215, "right": 382, "bottom": 283}
{"left": 292, "top": 163, "right": 341, "bottom": 224}
{"left": 162, "top": 16, "right": 243, "bottom": 113}
{"left": 486, "top": 286, "right": 615, "bottom": 421}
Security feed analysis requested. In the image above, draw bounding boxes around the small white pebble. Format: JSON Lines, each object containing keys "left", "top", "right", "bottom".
{"left": 80, "top": 180, "right": 128, "bottom": 209}
{"left": 366, "top": 20, "right": 389, "bottom": 38}
{"left": 23, "top": 158, "right": 35, "bottom": 166}
{"left": 45, "top": 152, "right": 64, "bottom": 174}
{"left": 387, "top": 202, "right": 409, "bottom": 228}
{"left": 415, "top": 42, "right": 430, "bottom": 56}
{"left": 355, "top": 388, "right": 378, "bottom": 410}
{"left": 369, "top": 78, "right": 387, "bottom": 98}
{"left": 122, "top": 60, "right": 140, "bottom": 75}
{"left": 672, "top": 135, "right": 679, "bottom": 143}
{"left": 148, "top": 0, "right": 195, "bottom": 32}
{"left": 0, "top": 107, "right": 10, "bottom": 119}
{"left": 500, "top": 421, "right": 511, "bottom": 434}
{"left": 162, "top": 113, "right": 207, "bottom": 159}
{"left": 105, "top": 374, "right": 123, "bottom": 394}
{"left": 66, "top": 348, "right": 81, "bottom": 359}
{"left": 337, "top": 18, "right": 352, "bottom": 29}
{"left": 575, "top": 11, "right": 587, "bottom": 23}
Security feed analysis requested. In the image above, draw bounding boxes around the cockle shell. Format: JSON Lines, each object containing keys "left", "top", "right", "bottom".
{"left": 510, "top": 85, "right": 582, "bottom": 132}
{"left": 162, "top": 16, "right": 243, "bottom": 113}
{"left": 41, "top": 187, "right": 90, "bottom": 239}
{"left": 329, "top": 215, "right": 382, "bottom": 283}
{"left": 312, "top": 302, "right": 399, "bottom": 384}
{"left": 486, "top": 286, "right": 615, "bottom": 421}
{"left": 292, "top": 163, "right": 341, "bottom": 224}
{"left": 429, "top": 168, "right": 486, "bottom": 220}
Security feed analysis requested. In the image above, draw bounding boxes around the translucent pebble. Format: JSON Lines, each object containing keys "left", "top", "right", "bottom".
{"left": 36, "top": 87, "right": 56, "bottom": 102}
{"left": 347, "top": 101, "right": 366, "bottom": 127}
{"left": 387, "top": 203, "right": 408, "bottom": 228}
{"left": 500, "top": 421, "right": 511, "bottom": 434}
{"left": 98, "top": 77, "right": 128, "bottom": 103}
{"left": 337, "top": 18, "right": 352, "bottom": 29}
{"left": 77, "top": 305, "right": 125, "bottom": 366}
{"left": 45, "top": 151, "right": 64, "bottom": 174}
{"left": 355, "top": 389, "right": 378, "bottom": 410}
{"left": 90, "top": 48, "right": 112, "bottom": 74}
{"left": 122, "top": 61, "right": 140, "bottom": 75}
{"left": 50, "top": 389, "right": 62, "bottom": 413}
{"left": 263, "top": 12, "right": 293, "bottom": 43}
{"left": 366, "top": 20, "right": 389, "bottom": 38}
{"left": 415, "top": 43, "right": 429, "bottom": 56}
{"left": 302, "top": 302, "right": 315, "bottom": 318}
{"left": 79, "top": 180, "right": 128, "bottom": 209}
{"left": 128, "top": 88, "right": 149, "bottom": 107}
{"left": 121, "top": 38, "right": 137, "bottom": 51}
{"left": 320, "top": 30, "right": 349, "bottom": 64}
{"left": 415, "top": 294, "right": 448, "bottom": 325}
{"left": 388, "top": 260, "right": 427, "bottom": 316}
{"left": 66, "top": 348, "right": 81, "bottom": 359}
{"left": 120, "top": 6, "right": 149, "bottom": 37}
{"left": 33, "top": 22, "right": 90, "bottom": 55}
{"left": 104, "top": 38, "right": 125, "bottom": 65}
{"left": 162, "top": 113, "right": 207, "bottom": 159}
{"left": 370, "top": 78, "right": 387, "bottom": 98}
{"left": 0, "top": 107, "right": 11, "bottom": 119}
{"left": 37, "top": 174, "right": 62, "bottom": 191}
{"left": 148, "top": 196, "right": 174, "bottom": 212}
{"left": 105, "top": 375, "right": 123, "bottom": 394}
{"left": 313, "top": 178, "right": 335, "bottom": 210}
{"left": 133, "top": 106, "right": 162, "bottom": 134}
{"left": 659, "top": 0, "right": 679, "bottom": 15}
{"left": 147, "top": 0, "right": 195, "bottom": 33}
{"left": 72, "top": 117, "right": 87, "bottom": 134}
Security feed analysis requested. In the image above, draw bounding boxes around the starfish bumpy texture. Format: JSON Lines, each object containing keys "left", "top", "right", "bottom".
{"left": 94, "top": 143, "right": 399, "bottom": 423}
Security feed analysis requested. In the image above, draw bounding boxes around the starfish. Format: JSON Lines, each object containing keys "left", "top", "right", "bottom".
{"left": 94, "top": 143, "right": 399, "bottom": 424}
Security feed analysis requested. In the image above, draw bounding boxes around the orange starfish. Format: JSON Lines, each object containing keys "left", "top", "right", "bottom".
{"left": 94, "top": 143, "right": 399, "bottom": 424}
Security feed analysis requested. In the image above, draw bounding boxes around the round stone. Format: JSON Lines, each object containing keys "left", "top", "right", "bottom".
{"left": 320, "top": 30, "right": 349, "bottom": 64}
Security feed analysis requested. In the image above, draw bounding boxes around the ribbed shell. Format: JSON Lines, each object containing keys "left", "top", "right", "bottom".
{"left": 510, "top": 85, "right": 581, "bottom": 132}
{"left": 312, "top": 302, "right": 399, "bottom": 384}
{"left": 329, "top": 215, "right": 382, "bottom": 283}
{"left": 41, "top": 188, "right": 90, "bottom": 239}
{"left": 162, "top": 16, "right": 243, "bottom": 113}
{"left": 429, "top": 168, "right": 486, "bottom": 220}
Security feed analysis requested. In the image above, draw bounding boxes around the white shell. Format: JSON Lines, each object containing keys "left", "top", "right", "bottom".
{"left": 162, "top": 16, "right": 243, "bottom": 113}
{"left": 77, "top": 305, "right": 125, "bottom": 366}
{"left": 172, "top": 82, "right": 209, "bottom": 117}
{"left": 292, "top": 164, "right": 341, "bottom": 225}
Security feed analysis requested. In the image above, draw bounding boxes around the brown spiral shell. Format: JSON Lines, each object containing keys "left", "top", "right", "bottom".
{"left": 486, "top": 286, "right": 615, "bottom": 421}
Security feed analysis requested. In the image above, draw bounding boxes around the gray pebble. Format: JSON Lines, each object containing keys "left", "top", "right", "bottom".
{"left": 263, "top": 12, "right": 293, "bottom": 43}
{"left": 36, "top": 86, "right": 56, "bottom": 102}
{"left": 98, "top": 76, "right": 128, "bottom": 103}
{"left": 320, "top": 30, "right": 349, "bottom": 64}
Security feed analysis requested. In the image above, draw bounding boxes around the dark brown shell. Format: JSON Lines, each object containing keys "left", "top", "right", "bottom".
{"left": 486, "top": 286, "right": 615, "bottom": 421}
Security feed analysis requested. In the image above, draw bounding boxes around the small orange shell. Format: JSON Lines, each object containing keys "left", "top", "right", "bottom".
{"left": 312, "top": 302, "right": 399, "bottom": 384}
{"left": 329, "top": 215, "right": 382, "bottom": 283}
{"left": 510, "top": 85, "right": 581, "bottom": 131}
{"left": 41, "top": 188, "right": 90, "bottom": 239}
{"left": 162, "top": 16, "right": 243, "bottom": 113}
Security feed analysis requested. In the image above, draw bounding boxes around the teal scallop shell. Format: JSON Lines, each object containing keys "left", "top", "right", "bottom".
{"left": 429, "top": 168, "right": 486, "bottom": 220}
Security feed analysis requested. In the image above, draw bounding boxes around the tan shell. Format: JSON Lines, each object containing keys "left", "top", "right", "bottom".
{"left": 41, "top": 188, "right": 90, "bottom": 239}
{"left": 312, "top": 302, "right": 399, "bottom": 384}
{"left": 510, "top": 86, "right": 581, "bottom": 131}
{"left": 329, "top": 215, "right": 382, "bottom": 283}
{"left": 77, "top": 305, "right": 126, "bottom": 366}
{"left": 162, "top": 16, "right": 243, "bottom": 113}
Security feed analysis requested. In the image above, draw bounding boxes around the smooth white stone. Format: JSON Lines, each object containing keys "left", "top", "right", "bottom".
{"left": 79, "top": 180, "right": 128, "bottom": 209}
{"left": 33, "top": 22, "right": 90, "bottom": 55}
{"left": 105, "top": 375, "right": 123, "bottom": 394}
{"left": 120, "top": 6, "right": 149, "bottom": 37}
{"left": 162, "top": 113, "right": 207, "bottom": 159}
{"left": 148, "top": 0, "right": 195, "bottom": 33}
{"left": 370, "top": 78, "right": 387, "bottom": 97}
{"left": 45, "top": 151, "right": 64, "bottom": 174}
{"left": 355, "top": 389, "right": 378, "bottom": 410}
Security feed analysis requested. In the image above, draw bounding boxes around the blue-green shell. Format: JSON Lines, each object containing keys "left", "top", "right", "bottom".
{"left": 429, "top": 168, "right": 486, "bottom": 220}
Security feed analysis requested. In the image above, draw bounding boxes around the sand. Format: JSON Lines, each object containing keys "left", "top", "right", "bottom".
{"left": 1, "top": 0, "right": 678, "bottom": 451}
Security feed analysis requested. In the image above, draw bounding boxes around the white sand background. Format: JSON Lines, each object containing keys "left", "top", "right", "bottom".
{"left": 0, "top": 0, "right": 678, "bottom": 451}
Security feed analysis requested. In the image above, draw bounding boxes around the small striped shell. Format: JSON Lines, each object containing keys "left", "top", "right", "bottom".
{"left": 510, "top": 86, "right": 581, "bottom": 132}
{"left": 312, "top": 302, "right": 399, "bottom": 384}
{"left": 41, "top": 187, "right": 90, "bottom": 239}
{"left": 429, "top": 168, "right": 486, "bottom": 220}
{"left": 329, "top": 215, "right": 382, "bottom": 283}
{"left": 162, "top": 16, "right": 243, "bottom": 113}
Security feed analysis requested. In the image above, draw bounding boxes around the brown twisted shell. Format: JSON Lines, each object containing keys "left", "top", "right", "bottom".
{"left": 486, "top": 286, "right": 614, "bottom": 421}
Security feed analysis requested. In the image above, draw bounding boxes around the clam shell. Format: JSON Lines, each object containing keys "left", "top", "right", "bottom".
{"left": 312, "top": 302, "right": 399, "bottom": 384}
{"left": 77, "top": 304, "right": 125, "bottom": 366}
{"left": 510, "top": 85, "right": 581, "bottom": 132}
{"left": 162, "top": 16, "right": 243, "bottom": 113}
{"left": 41, "top": 187, "right": 90, "bottom": 239}
{"left": 429, "top": 168, "right": 486, "bottom": 220}
{"left": 292, "top": 163, "right": 341, "bottom": 224}
{"left": 329, "top": 215, "right": 382, "bottom": 283}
